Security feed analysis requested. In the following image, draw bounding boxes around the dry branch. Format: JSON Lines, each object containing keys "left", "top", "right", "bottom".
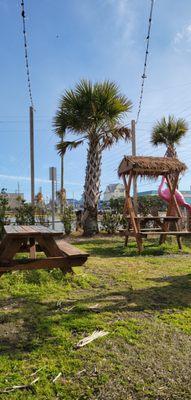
{"left": 76, "top": 330, "right": 109, "bottom": 348}
{"left": 52, "top": 372, "right": 62, "bottom": 383}
{"left": 0, "top": 377, "right": 39, "bottom": 394}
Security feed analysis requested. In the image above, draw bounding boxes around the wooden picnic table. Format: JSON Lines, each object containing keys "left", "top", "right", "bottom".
{"left": 122, "top": 215, "right": 189, "bottom": 250}
{"left": 0, "top": 225, "right": 89, "bottom": 276}
{"left": 125, "top": 216, "right": 180, "bottom": 221}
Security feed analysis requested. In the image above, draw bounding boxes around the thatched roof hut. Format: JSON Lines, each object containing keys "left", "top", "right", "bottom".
{"left": 118, "top": 156, "right": 187, "bottom": 178}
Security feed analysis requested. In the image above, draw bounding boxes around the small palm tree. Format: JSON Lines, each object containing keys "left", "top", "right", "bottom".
{"left": 151, "top": 115, "right": 188, "bottom": 157}
{"left": 54, "top": 79, "right": 132, "bottom": 236}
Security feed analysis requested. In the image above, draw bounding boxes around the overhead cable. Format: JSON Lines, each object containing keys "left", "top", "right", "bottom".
{"left": 21, "top": 0, "right": 34, "bottom": 107}
{"left": 136, "top": 0, "right": 155, "bottom": 124}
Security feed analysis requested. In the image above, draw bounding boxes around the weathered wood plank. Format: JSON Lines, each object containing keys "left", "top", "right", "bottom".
{"left": 55, "top": 239, "right": 88, "bottom": 258}
{"left": 37, "top": 236, "right": 63, "bottom": 257}
{"left": 141, "top": 231, "right": 191, "bottom": 236}
{"left": 0, "top": 255, "right": 87, "bottom": 272}
{"left": 3, "top": 225, "right": 63, "bottom": 237}
{"left": 125, "top": 216, "right": 180, "bottom": 221}
{"left": 0, "top": 238, "right": 23, "bottom": 260}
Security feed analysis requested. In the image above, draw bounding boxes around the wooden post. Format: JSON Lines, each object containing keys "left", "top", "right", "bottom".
{"left": 122, "top": 172, "right": 143, "bottom": 253}
{"left": 160, "top": 174, "right": 182, "bottom": 247}
{"left": 131, "top": 120, "right": 138, "bottom": 212}
{"left": 166, "top": 175, "right": 182, "bottom": 218}
{"left": 29, "top": 106, "right": 35, "bottom": 205}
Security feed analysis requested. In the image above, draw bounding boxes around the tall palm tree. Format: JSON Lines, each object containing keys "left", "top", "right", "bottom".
{"left": 151, "top": 115, "right": 188, "bottom": 157}
{"left": 54, "top": 79, "right": 132, "bottom": 236}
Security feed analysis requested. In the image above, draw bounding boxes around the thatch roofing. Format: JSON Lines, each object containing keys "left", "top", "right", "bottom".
{"left": 118, "top": 156, "right": 187, "bottom": 178}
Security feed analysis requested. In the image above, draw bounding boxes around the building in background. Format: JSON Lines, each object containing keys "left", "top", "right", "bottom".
{"left": 6, "top": 193, "right": 24, "bottom": 210}
{"left": 103, "top": 183, "right": 125, "bottom": 201}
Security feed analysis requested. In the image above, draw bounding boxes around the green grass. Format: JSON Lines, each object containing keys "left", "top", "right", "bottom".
{"left": 0, "top": 236, "right": 191, "bottom": 399}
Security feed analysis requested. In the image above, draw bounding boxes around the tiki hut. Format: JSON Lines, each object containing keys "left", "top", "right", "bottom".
{"left": 118, "top": 155, "right": 189, "bottom": 253}
{"left": 118, "top": 156, "right": 187, "bottom": 178}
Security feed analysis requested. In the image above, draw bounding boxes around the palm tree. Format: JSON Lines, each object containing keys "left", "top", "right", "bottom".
{"left": 54, "top": 79, "right": 132, "bottom": 236}
{"left": 151, "top": 115, "right": 188, "bottom": 157}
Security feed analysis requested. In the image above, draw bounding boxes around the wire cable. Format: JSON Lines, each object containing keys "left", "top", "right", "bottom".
{"left": 21, "top": 0, "right": 34, "bottom": 107}
{"left": 136, "top": 0, "right": 155, "bottom": 124}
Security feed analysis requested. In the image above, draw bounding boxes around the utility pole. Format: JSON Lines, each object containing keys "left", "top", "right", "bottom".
{"left": 49, "top": 167, "right": 57, "bottom": 230}
{"left": 30, "top": 106, "right": 35, "bottom": 204}
{"left": 17, "top": 182, "right": 20, "bottom": 196}
{"left": 131, "top": 120, "right": 138, "bottom": 211}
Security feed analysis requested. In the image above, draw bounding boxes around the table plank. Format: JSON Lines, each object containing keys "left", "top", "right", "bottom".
{"left": 4, "top": 225, "right": 63, "bottom": 236}
{"left": 0, "top": 256, "right": 87, "bottom": 272}
{"left": 125, "top": 216, "right": 180, "bottom": 220}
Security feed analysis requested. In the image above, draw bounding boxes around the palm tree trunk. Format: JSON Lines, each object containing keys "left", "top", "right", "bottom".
{"left": 83, "top": 140, "right": 101, "bottom": 236}
{"left": 165, "top": 145, "right": 177, "bottom": 158}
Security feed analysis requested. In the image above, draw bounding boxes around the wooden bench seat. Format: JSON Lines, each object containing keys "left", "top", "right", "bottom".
{"left": 55, "top": 239, "right": 88, "bottom": 259}
{"left": 120, "top": 230, "right": 191, "bottom": 237}
{"left": 140, "top": 231, "right": 191, "bottom": 237}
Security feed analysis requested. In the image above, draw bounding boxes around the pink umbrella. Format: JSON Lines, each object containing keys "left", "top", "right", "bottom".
{"left": 158, "top": 176, "right": 191, "bottom": 213}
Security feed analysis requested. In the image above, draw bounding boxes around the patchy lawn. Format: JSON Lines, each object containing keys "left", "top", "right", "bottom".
{"left": 0, "top": 236, "right": 191, "bottom": 399}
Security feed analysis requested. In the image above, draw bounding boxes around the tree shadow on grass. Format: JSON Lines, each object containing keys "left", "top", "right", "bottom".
{"left": 0, "top": 273, "right": 190, "bottom": 359}
{"left": 0, "top": 293, "right": 60, "bottom": 356}
{"left": 72, "top": 273, "right": 191, "bottom": 314}
{"left": 76, "top": 238, "right": 187, "bottom": 258}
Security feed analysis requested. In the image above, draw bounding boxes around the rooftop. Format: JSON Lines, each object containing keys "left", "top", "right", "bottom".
{"left": 118, "top": 156, "right": 187, "bottom": 178}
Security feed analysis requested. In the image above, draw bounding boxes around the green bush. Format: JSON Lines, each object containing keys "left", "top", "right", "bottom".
{"left": 137, "top": 195, "right": 166, "bottom": 216}
{"left": 0, "top": 189, "right": 10, "bottom": 239}
{"left": 15, "top": 200, "right": 35, "bottom": 225}
{"left": 101, "top": 211, "right": 121, "bottom": 234}
{"left": 61, "top": 205, "right": 75, "bottom": 235}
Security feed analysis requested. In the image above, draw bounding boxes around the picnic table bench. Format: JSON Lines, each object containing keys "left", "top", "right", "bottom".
{"left": 120, "top": 215, "right": 191, "bottom": 250}
{"left": 0, "top": 225, "right": 89, "bottom": 277}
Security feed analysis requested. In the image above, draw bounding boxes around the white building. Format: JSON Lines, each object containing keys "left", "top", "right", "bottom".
{"left": 103, "top": 183, "right": 125, "bottom": 201}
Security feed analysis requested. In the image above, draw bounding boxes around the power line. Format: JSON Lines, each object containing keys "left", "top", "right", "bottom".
{"left": 21, "top": 0, "right": 34, "bottom": 107}
{"left": 136, "top": 0, "right": 155, "bottom": 124}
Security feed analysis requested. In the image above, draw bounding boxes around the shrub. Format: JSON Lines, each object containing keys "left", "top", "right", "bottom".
{"left": 0, "top": 189, "right": 10, "bottom": 239}
{"left": 15, "top": 200, "right": 35, "bottom": 225}
{"left": 101, "top": 211, "right": 121, "bottom": 234}
{"left": 61, "top": 205, "right": 75, "bottom": 235}
{"left": 137, "top": 195, "right": 166, "bottom": 216}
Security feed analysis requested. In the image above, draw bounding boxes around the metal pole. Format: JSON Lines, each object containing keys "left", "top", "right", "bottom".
{"left": 131, "top": 120, "right": 138, "bottom": 211}
{"left": 49, "top": 167, "right": 56, "bottom": 230}
{"left": 30, "top": 106, "right": 35, "bottom": 204}
{"left": 52, "top": 173, "right": 55, "bottom": 230}
{"left": 60, "top": 134, "right": 64, "bottom": 214}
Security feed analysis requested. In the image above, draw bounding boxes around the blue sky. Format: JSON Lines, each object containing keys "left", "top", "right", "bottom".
{"left": 1, "top": 0, "right": 191, "bottom": 201}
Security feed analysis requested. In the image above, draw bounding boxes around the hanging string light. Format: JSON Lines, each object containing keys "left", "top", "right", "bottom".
{"left": 136, "top": 0, "right": 155, "bottom": 124}
{"left": 21, "top": 0, "right": 34, "bottom": 108}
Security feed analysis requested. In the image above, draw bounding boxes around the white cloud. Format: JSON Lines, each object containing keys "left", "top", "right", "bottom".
{"left": 0, "top": 174, "right": 82, "bottom": 186}
{"left": 0, "top": 174, "right": 50, "bottom": 184}
{"left": 174, "top": 24, "right": 191, "bottom": 51}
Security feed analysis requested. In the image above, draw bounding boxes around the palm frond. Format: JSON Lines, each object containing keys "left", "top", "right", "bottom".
{"left": 151, "top": 115, "right": 188, "bottom": 147}
{"left": 56, "top": 139, "right": 84, "bottom": 156}
{"left": 101, "top": 125, "right": 131, "bottom": 150}
{"left": 53, "top": 79, "right": 132, "bottom": 136}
